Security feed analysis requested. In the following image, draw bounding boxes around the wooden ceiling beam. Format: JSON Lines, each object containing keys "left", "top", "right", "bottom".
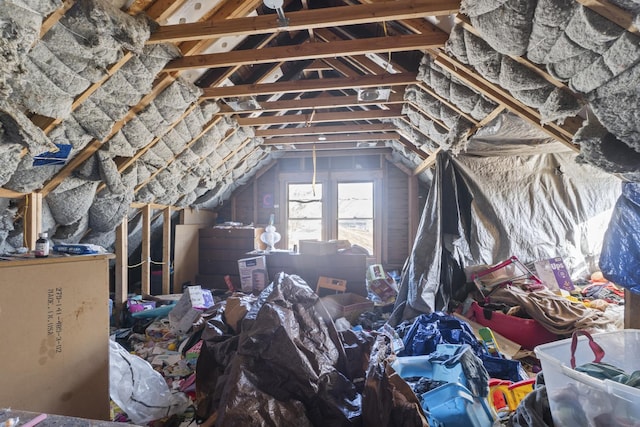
{"left": 237, "top": 107, "right": 404, "bottom": 126}
{"left": 274, "top": 143, "right": 390, "bottom": 152}
{"left": 148, "top": 0, "right": 460, "bottom": 43}
{"left": 203, "top": 72, "right": 417, "bottom": 98}
{"left": 165, "top": 33, "right": 447, "bottom": 71}
{"left": 219, "top": 91, "right": 405, "bottom": 114}
{"left": 262, "top": 132, "right": 400, "bottom": 145}
{"left": 255, "top": 123, "right": 397, "bottom": 137}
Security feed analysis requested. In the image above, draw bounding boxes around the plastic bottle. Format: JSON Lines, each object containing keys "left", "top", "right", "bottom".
{"left": 35, "top": 232, "right": 49, "bottom": 258}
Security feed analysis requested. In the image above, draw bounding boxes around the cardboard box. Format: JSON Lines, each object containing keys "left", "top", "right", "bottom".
{"left": 321, "top": 293, "right": 374, "bottom": 323}
{"left": 237, "top": 255, "right": 268, "bottom": 293}
{"left": 316, "top": 276, "right": 347, "bottom": 294}
{"left": 0, "top": 255, "right": 111, "bottom": 420}
{"left": 168, "top": 285, "right": 214, "bottom": 334}
{"left": 533, "top": 257, "right": 574, "bottom": 291}
{"left": 299, "top": 240, "right": 338, "bottom": 255}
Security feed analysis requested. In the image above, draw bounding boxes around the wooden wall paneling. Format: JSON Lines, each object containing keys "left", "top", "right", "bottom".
{"left": 114, "top": 216, "right": 128, "bottom": 324}
{"left": 385, "top": 162, "right": 411, "bottom": 267}
{"left": 141, "top": 204, "right": 151, "bottom": 295}
{"left": 179, "top": 208, "right": 218, "bottom": 225}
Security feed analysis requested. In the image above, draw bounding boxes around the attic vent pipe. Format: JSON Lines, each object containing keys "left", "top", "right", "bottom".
{"left": 263, "top": 0, "right": 289, "bottom": 26}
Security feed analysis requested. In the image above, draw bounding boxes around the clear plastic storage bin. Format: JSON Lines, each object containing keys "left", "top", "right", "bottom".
{"left": 534, "top": 329, "right": 640, "bottom": 427}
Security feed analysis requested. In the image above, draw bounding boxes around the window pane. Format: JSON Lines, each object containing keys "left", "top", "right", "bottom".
{"left": 288, "top": 219, "right": 322, "bottom": 248}
{"left": 338, "top": 219, "right": 373, "bottom": 255}
{"left": 338, "top": 182, "right": 373, "bottom": 218}
{"left": 338, "top": 182, "right": 374, "bottom": 255}
{"left": 288, "top": 183, "right": 323, "bottom": 249}
{"left": 289, "top": 184, "right": 323, "bottom": 219}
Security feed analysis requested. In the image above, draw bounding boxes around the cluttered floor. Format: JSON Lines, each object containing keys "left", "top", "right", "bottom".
{"left": 105, "top": 259, "right": 633, "bottom": 427}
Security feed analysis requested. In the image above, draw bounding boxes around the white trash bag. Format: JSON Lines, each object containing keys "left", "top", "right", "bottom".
{"left": 109, "top": 339, "right": 190, "bottom": 425}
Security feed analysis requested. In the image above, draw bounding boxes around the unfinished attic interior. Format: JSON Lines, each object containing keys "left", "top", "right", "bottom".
{"left": 1, "top": 0, "right": 640, "bottom": 425}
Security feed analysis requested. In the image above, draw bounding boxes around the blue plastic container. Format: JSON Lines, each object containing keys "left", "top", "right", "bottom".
{"left": 421, "top": 382, "right": 495, "bottom": 427}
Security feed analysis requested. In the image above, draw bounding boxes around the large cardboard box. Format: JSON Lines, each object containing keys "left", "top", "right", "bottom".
{"left": 0, "top": 255, "right": 112, "bottom": 420}
{"left": 237, "top": 255, "right": 268, "bottom": 293}
{"left": 321, "top": 293, "right": 374, "bottom": 323}
{"left": 299, "top": 240, "right": 338, "bottom": 255}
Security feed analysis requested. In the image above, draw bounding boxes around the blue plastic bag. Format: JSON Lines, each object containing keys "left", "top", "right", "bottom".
{"left": 600, "top": 182, "right": 640, "bottom": 294}
{"left": 400, "top": 312, "right": 486, "bottom": 357}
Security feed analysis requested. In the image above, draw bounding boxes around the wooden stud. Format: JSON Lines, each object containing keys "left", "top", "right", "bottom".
{"left": 162, "top": 207, "right": 172, "bottom": 294}
{"left": 141, "top": 204, "right": 151, "bottom": 296}
{"left": 625, "top": 289, "right": 640, "bottom": 328}
{"left": 25, "top": 192, "right": 43, "bottom": 250}
{"left": 114, "top": 216, "right": 128, "bottom": 326}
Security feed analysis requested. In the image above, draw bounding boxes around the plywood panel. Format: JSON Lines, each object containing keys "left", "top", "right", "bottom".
{"left": 180, "top": 208, "right": 218, "bottom": 225}
{"left": 0, "top": 255, "right": 111, "bottom": 420}
{"left": 174, "top": 224, "right": 201, "bottom": 290}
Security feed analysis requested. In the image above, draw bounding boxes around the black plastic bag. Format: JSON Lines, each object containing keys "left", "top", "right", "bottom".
{"left": 215, "top": 273, "right": 362, "bottom": 427}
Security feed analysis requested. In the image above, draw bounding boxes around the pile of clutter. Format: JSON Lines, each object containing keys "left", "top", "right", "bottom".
{"left": 107, "top": 266, "right": 400, "bottom": 426}
{"left": 107, "top": 255, "right": 629, "bottom": 426}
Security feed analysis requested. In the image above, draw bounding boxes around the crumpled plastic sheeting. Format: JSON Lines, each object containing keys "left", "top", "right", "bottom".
{"left": 109, "top": 340, "right": 190, "bottom": 426}
{"left": 465, "top": 112, "right": 573, "bottom": 156}
{"left": 599, "top": 182, "right": 640, "bottom": 293}
{"left": 394, "top": 150, "right": 620, "bottom": 320}
{"left": 362, "top": 334, "right": 429, "bottom": 427}
{"left": 509, "top": 385, "right": 553, "bottom": 427}
{"left": 195, "top": 274, "right": 363, "bottom": 427}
